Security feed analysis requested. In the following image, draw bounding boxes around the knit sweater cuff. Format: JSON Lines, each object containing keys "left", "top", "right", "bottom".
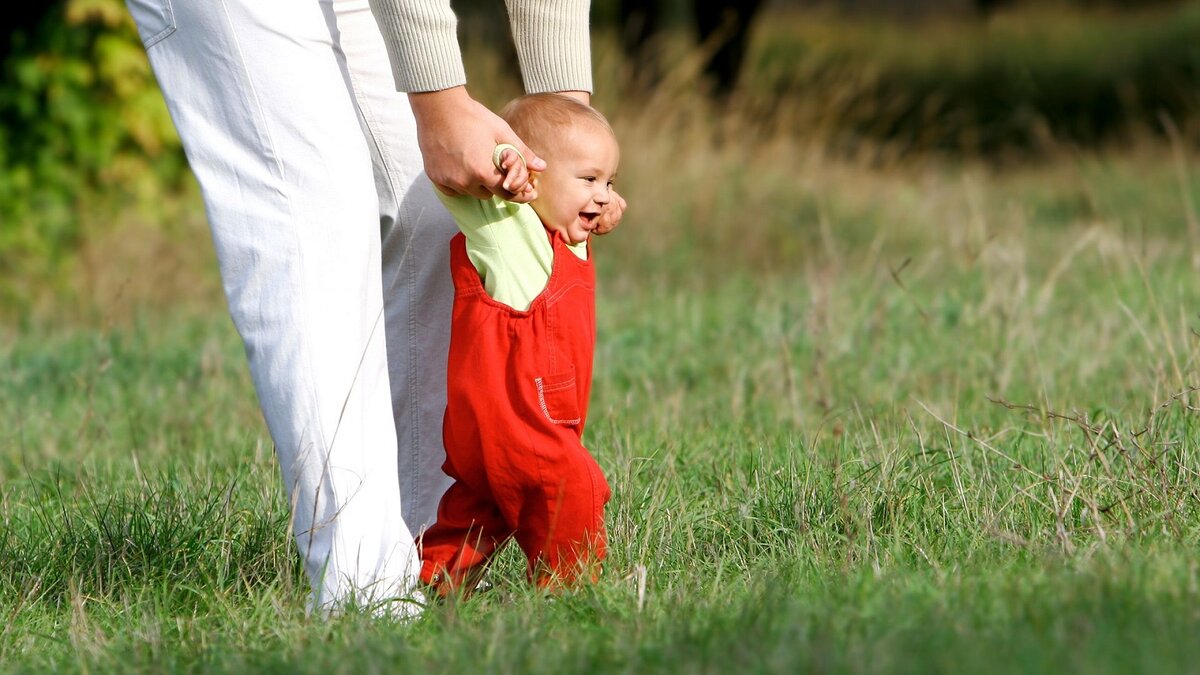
{"left": 506, "top": 0, "right": 593, "bottom": 94}
{"left": 369, "top": 0, "right": 467, "bottom": 93}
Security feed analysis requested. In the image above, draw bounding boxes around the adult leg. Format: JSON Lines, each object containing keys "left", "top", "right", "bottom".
{"left": 125, "top": 0, "right": 419, "bottom": 612}
{"left": 324, "top": 0, "right": 458, "bottom": 537}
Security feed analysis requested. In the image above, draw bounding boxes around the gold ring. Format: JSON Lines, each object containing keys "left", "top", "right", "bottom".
{"left": 492, "top": 143, "right": 526, "bottom": 171}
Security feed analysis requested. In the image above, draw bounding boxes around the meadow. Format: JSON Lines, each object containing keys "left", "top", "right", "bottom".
{"left": 3, "top": 5, "right": 1200, "bottom": 673}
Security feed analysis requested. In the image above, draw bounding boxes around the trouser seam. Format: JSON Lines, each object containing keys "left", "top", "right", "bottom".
{"left": 343, "top": 53, "right": 425, "bottom": 519}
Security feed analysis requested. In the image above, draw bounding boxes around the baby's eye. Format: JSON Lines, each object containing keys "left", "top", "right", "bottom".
{"left": 582, "top": 176, "right": 597, "bottom": 184}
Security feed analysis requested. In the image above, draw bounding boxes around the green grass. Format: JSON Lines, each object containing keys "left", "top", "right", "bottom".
{"left": 3, "top": 123, "right": 1200, "bottom": 671}
{"left": 6, "top": 15, "right": 1200, "bottom": 663}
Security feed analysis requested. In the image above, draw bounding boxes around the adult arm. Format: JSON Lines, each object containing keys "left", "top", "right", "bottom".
{"left": 368, "top": 0, "right": 593, "bottom": 201}
{"left": 369, "top": 0, "right": 592, "bottom": 95}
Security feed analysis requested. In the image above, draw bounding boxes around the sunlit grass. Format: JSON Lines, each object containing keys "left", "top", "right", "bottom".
{"left": 4, "top": 7, "right": 1200, "bottom": 672}
{"left": 5, "top": 130, "right": 1199, "bottom": 669}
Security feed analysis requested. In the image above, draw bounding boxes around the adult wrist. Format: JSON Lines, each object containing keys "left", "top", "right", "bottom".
{"left": 408, "top": 86, "right": 472, "bottom": 120}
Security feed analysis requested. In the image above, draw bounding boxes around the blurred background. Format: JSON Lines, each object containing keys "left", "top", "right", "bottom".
{"left": 1, "top": 0, "right": 1198, "bottom": 323}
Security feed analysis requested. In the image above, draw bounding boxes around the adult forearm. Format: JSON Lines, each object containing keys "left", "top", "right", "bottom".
{"left": 369, "top": 0, "right": 593, "bottom": 95}
{"left": 506, "top": 0, "right": 593, "bottom": 94}
{"left": 368, "top": 0, "right": 466, "bottom": 92}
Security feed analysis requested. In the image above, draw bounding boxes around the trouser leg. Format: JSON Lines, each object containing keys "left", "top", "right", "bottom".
{"left": 417, "top": 479, "right": 514, "bottom": 593}
{"left": 460, "top": 403, "right": 609, "bottom": 587}
{"left": 126, "top": 0, "right": 419, "bottom": 611}
{"left": 322, "top": 0, "right": 458, "bottom": 538}
{"left": 508, "top": 439, "right": 610, "bottom": 586}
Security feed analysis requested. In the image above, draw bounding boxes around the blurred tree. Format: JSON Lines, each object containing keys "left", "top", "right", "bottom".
{"left": 0, "top": 5, "right": 61, "bottom": 62}
{"left": 974, "top": 0, "right": 1016, "bottom": 15}
{"left": 0, "top": 0, "right": 182, "bottom": 307}
{"left": 1083, "top": 0, "right": 1189, "bottom": 6}
{"left": 778, "top": 0, "right": 1189, "bottom": 15}
{"left": 617, "top": 0, "right": 765, "bottom": 94}
{"left": 692, "top": 0, "right": 766, "bottom": 93}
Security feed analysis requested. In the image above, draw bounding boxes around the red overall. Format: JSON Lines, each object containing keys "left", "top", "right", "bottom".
{"left": 418, "top": 230, "right": 610, "bottom": 592}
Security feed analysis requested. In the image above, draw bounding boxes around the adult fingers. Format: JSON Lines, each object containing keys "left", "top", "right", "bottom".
{"left": 411, "top": 89, "right": 539, "bottom": 202}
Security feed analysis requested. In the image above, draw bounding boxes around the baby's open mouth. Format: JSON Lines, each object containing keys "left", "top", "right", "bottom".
{"left": 579, "top": 212, "right": 599, "bottom": 228}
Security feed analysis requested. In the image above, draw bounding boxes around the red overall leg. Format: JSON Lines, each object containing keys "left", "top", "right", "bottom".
{"left": 417, "top": 480, "right": 513, "bottom": 596}
{"left": 495, "top": 428, "right": 611, "bottom": 588}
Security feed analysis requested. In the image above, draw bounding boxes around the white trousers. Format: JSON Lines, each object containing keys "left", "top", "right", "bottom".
{"left": 124, "top": 0, "right": 457, "bottom": 611}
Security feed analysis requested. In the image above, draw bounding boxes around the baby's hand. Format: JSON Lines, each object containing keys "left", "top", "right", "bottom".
{"left": 593, "top": 189, "right": 627, "bottom": 236}
{"left": 492, "top": 144, "right": 534, "bottom": 200}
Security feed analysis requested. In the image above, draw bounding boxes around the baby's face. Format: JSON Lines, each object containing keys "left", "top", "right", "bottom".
{"left": 531, "top": 123, "right": 620, "bottom": 245}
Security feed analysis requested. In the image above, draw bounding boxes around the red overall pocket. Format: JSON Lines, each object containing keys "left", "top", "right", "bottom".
{"left": 534, "top": 366, "right": 580, "bottom": 426}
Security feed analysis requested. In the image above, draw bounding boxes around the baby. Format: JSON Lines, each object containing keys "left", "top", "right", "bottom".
{"left": 418, "top": 93, "right": 622, "bottom": 595}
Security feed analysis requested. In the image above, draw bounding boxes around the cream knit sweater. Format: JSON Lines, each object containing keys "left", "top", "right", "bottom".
{"left": 368, "top": 0, "right": 592, "bottom": 94}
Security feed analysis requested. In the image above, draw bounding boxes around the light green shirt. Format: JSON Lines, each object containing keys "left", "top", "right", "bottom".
{"left": 438, "top": 193, "right": 587, "bottom": 311}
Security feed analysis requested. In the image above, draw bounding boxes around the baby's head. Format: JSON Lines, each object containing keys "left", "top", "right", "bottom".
{"left": 501, "top": 94, "right": 620, "bottom": 244}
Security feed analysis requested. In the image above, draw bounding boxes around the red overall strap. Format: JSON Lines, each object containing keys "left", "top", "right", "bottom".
{"left": 445, "top": 230, "right": 596, "bottom": 431}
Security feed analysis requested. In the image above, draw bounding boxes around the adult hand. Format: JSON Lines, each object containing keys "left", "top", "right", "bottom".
{"left": 409, "top": 86, "right": 546, "bottom": 202}
{"left": 593, "top": 189, "right": 626, "bottom": 236}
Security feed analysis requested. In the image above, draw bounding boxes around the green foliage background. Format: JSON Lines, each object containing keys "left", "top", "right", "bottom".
{"left": 2, "top": 0, "right": 1200, "bottom": 312}
{"left": 0, "top": 0, "right": 182, "bottom": 307}
{"left": 748, "top": 3, "right": 1200, "bottom": 154}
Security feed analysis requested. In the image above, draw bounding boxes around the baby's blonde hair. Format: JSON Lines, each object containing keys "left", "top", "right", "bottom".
{"left": 500, "top": 93, "right": 616, "bottom": 158}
